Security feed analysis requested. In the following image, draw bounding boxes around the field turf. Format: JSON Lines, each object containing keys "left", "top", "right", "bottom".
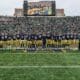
{"left": 0, "top": 51, "right": 80, "bottom": 80}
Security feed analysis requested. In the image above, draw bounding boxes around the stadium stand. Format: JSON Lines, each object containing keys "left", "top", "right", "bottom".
{"left": 0, "top": 16, "right": 80, "bottom": 50}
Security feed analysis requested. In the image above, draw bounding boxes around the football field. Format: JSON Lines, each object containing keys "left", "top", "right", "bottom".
{"left": 0, "top": 51, "right": 80, "bottom": 80}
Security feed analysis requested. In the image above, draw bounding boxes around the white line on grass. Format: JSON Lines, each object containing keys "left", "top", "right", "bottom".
{"left": 2, "top": 53, "right": 79, "bottom": 55}
{"left": 2, "top": 52, "right": 70, "bottom": 54}
{"left": 0, "top": 66, "right": 80, "bottom": 68}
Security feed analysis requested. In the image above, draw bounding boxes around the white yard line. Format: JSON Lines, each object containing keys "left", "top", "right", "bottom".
{"left": 0, "top": 66, "right": 80, "bottom": 69}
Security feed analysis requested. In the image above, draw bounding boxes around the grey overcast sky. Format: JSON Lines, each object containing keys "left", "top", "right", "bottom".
{"left": 0, "top": 0, "right": 80, "bottom": 16}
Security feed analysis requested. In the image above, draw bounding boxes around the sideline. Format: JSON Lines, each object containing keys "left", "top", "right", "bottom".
{"left": 0, "top": 66, "right": 80, "bottom": 68}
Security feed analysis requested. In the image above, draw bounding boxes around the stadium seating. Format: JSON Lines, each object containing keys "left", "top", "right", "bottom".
{"left": 0, "top": 16, "right": 80, "bottom": 49}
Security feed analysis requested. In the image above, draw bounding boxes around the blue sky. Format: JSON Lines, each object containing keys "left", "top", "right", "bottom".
{"left": 0, "top": 0, "right": 80, "bottom": 16}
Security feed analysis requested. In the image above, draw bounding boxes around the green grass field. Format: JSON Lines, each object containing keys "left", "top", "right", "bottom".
{"left": 0, "top": 51, "right": 80, "bottom": 80}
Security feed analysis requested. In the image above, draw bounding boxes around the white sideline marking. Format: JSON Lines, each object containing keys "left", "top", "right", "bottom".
{"left": 0, "top": 66, "right": 80, "bottom": 68}
{"left": 2, "top": 51, "right": 78, "bottom": 54}
{"left": 2, "top": 52, "right": 76, "bottom": 54}
{"left": 4, "top": 53, "right": 62, "bottom": 54}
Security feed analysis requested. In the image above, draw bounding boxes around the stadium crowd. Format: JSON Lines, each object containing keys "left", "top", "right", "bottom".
{"left": 0, "top": 16, "right": 80, "bottom": 40}
{"left": 0, "top": 16, "right": 80, "bottom": 49}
